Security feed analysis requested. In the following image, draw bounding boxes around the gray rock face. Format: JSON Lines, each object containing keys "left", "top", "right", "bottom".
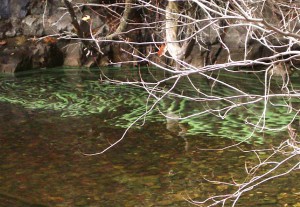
{"left": 0, "top": 0, "right": 10, "bottom": 19}
{"left": 0, "top": 0, "right": 77, "bottom": 72}
{"left": 0, "top": 0, "right": 30, "bottom": 19}
{"left": 13, "top": 0, "right": 30, "bottom": 18}
{"left": 46, "top": 12, "right": 74, "bottom": 35}
{"left": 0, "top": 0, "right": 71, "bottom": 38}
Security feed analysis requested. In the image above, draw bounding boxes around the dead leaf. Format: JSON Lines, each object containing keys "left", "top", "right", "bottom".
{"left": 157, "top": 44, "right": 167, "bottom": 57}
{"left": 0, "top": 40, "right": 7, "bottom": 46}
{"left": 43, "top": 37, "right": 57, "bottom": 44}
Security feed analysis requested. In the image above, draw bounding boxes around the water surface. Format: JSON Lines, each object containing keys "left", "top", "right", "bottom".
{"left": 0, "top": 68, "right": 299, "bottom": 206}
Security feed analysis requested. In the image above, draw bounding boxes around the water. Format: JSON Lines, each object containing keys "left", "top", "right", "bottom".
{"left": 0, "top": 68, "right": 299, "bottom": 206}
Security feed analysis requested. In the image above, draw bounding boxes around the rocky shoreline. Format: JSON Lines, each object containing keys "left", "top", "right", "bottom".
{"left": 1, "top": 0, "right": 300, "bottom": 74}
{"left": 0, "top": 0, "right": 116, "bottom": 73}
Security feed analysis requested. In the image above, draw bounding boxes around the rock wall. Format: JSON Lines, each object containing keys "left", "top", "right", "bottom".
{"left": 1, "top": 0, "right": 300, "bottom": 73}
{"left": 0, "top": 0, "right": 103, "bottom": 73}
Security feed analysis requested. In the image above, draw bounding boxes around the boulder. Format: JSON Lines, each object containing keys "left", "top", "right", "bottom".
{"left": 11, "top": 0, "right": 30, "bottom": 18}
{"left": 31, "top": 42, "right": 64, "bottom": 68}
{"left": 0, "top": 0, "right": 10, "bottom": 19}
{"left": 44, "top": 43, "right": 64, "bottom": 68}
{"left": 0, "top": 47, "right": 32, "bottom": 73}
{"left": 45, "top": 11, "right": 74, "bottom": 35}
{"left": 0, "top": 0, "right": 30, "bottom": 19}
{"left": 22, "top": 15, "right": 44, "bottom": 37}
{"left": 63, "top": 42, "right": 83, "bottom": 67}
{"left": 0, "top": 36, "right": 65, "bottom": 73}
{"left": 0, "top": 20, "right": 12, "bottom": 38}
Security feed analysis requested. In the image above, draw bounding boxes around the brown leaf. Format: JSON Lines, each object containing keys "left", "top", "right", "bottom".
{"left": 43, "top": 37, "right": 57, "bottom": 44}
{"left": 0, "top": 40, "right": 7, "bottom": 46}
{"left": 157, "top": 44, "right": 167, "bottom": 57}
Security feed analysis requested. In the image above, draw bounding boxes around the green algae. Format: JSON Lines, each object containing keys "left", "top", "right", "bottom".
{"left": 0, "top": 68, "right": 298, "bottom": 144}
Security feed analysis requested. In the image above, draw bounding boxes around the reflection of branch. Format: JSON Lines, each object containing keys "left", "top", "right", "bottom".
{"left": 187, "top": 141, "right": 299, "bottom": 206}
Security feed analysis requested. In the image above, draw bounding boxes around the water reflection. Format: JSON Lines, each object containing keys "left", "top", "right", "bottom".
{"left": 1, "top": 107, "right": 298, "bottom": 206}
{"left": 0, "top": 68, "right": 299, "bottom": 206}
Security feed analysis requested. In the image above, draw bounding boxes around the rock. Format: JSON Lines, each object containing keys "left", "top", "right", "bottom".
{"left": 44, "top": 43, "right": 64, "bottom": 68}
{"left": 185, "top": 46, "right": 204, "bottom": 68}
{"left": 110, "top": 43, "right": 137, "bottom": 67}
{"left": 22, "top": 15, "right": 36, "bottom": 27}
{"left": 11, "top": 0, "right": 30, "bottom": 18}
{"left": 268, "top": 61, "right": 293, "bottom": 79}
{"left": 22, "top": 15, "right": 44, "bottom": 37}
{"left": 31, "top": 42, "right": 64, "bottom": 68}
{"left": 0, "top": 0, "right": 30, "bottom": 19}
{"left": 0, "top": 36, "right": 65, "bottom": 73}
{"left": 63, "top": 42, "right": 83, "bottom": 67}
{"left": 45, "top": 11, "right": 74, "bottom": 35}
{"left": 0, "top": 0, "right": 10, "bottom": 19}
{"left": 5, "top": 18, "right": 22, "bottom": 37}
{"left": 223, "top": 27, "right": 247, "bottom": 49}
{"left": 83, "top": 56, "right": 97, "bottom": 68}
{"left": 18, "top": 0, "right": 30, "bottom": 18}
{"left": 0, "top": 63, "right": 17, "bottom": 73}
{"left": 28, "top": 0, "right": 48, "bottom": 16}
{"left": 0, "top": 47, "right": 32, "bottom": 73}
{"left": 81, "top": 12, "right": 109, "bottom": 35}
{"left": 98, "top": 56, "right": 110, "bottom": 67}
{"left": 5, "top": 27, "right": 16, "bottom": 37}
{"left": 32, "top": 43, "right": 46, "bottom": 68}
{"left": 0, "top": 20, "right": 12, "bottom": 38}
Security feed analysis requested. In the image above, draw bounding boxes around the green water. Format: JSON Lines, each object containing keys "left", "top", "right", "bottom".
{"left": 0, "top": 68, "right": 299, "bottom": 206}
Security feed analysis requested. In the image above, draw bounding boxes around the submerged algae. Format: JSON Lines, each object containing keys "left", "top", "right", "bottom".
{"left": 0, "top": 68, "right": 297, "bottom": 143}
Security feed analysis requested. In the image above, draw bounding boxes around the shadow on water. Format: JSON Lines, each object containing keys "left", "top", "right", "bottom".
{"left": 0, "top": 68, "right": 299, "bottom": 206}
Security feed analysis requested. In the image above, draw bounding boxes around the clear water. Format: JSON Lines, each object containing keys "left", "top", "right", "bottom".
{"left": 0, "top": 68, "right": 299, "bottom": 206}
